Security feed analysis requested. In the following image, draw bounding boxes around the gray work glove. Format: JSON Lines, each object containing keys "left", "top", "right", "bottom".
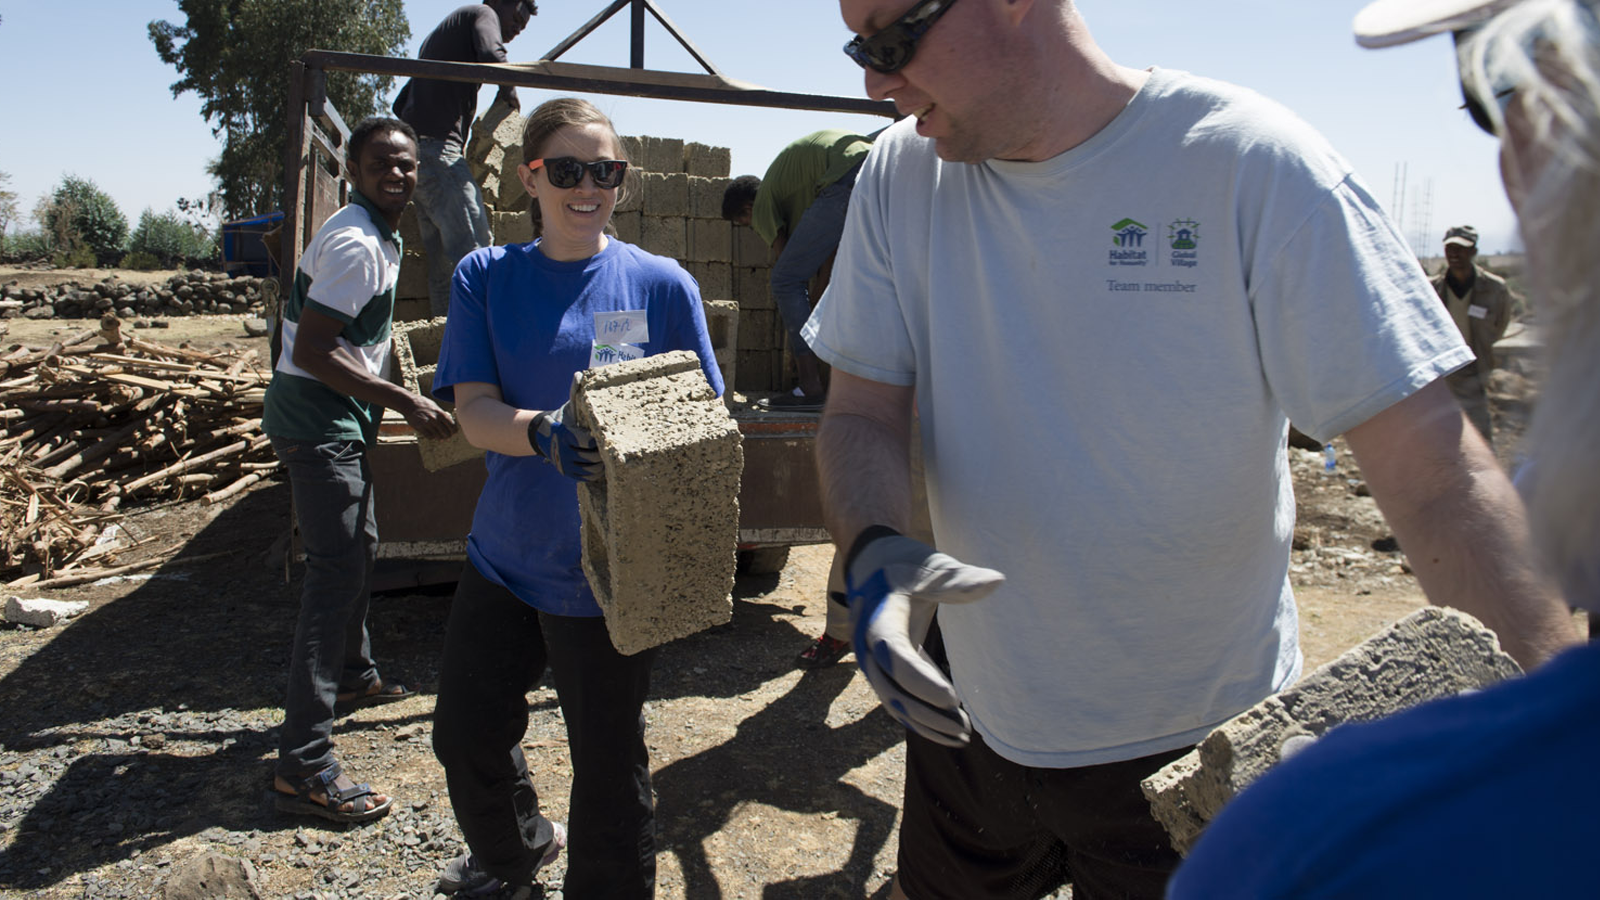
{"left": 844, "top": 528, "right": 1005, "bottom": 746}
{"left": 527, "top": 401, "right": 603, "bottom": 482}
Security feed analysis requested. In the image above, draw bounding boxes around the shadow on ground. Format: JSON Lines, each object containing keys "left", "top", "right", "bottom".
{"left": 0, "top": 486, "right": 905, "bottom": 896}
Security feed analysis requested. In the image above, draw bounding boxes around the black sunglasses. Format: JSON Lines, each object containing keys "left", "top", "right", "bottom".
{"left": 1453, "top": 27, "right": 1514, "bottom": 136}
{"left": 527, "top": 157, "right": 628, "bottom": 189}
{"left": 844, "top": 0, "right": 958, "bottom": 74}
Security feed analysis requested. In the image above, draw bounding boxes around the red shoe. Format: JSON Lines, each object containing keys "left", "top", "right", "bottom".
{"left": 796, "top": 635, "right": 851, "bottom": 669}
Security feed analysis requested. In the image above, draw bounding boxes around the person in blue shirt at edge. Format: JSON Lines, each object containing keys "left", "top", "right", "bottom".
{"left": 1170, "top": 1, "right": 1600, "bottom": 896}
{"left": 263, "top": 116, "right": 458, "bottom": 824}
{"left": 427, "top": 96, "right": 724, "bottom": 899}
{"left": 809, "top": 0, "right": 1581, "bottom": 898}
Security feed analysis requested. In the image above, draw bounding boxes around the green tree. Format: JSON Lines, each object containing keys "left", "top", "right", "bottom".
{"left": 0, "top": 171, "right": 18, "bottom": 247}
{"left": 149, "top": 0, "right": 409, "bottom": 220}
{"left": 43, "top": 175, "right": 129, "bottom": 261}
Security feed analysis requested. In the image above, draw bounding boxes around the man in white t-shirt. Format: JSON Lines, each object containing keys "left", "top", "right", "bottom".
{"left": 808, "top": 1, "right": 1579, "bottom": 897}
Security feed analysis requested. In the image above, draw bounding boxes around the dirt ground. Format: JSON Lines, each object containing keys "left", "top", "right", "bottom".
{"left": 0, "top": 293, "right": 1558, "bottom": 899}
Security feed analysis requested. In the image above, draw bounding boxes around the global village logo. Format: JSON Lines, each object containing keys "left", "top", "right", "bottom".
{"left": 1168, "top": 218, "right": 1200, "bottom": 268}
{"left": 1109, "top": 218, "right": 1149, "bottom": 266}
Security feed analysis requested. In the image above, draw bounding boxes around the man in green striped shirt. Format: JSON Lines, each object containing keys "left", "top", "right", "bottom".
{"left": 264, "top": 117, "right": 456, "bottom": 824}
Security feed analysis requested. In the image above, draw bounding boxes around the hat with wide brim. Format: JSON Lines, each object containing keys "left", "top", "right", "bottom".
{"left": 1354, "top": 0, "right": 1522, "bottom": 47}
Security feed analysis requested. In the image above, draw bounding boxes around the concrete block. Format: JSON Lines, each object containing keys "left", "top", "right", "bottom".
{"left": 687, "top": 218, "right": 733, "bottom": 264}
{"left": 391, "top": 317, "right": 483, "bottom": 471}
{"left": 492, "top": 210, "right": 534, "bottom": 246}
{"left": 735, "top": 265, "right": 774, "bottom": 311}
{"left": 398, "top": 204, "right": 423, "bottom": 248}
{"left": 619, "top": 135, "right": 645, "bottom": 168}
{"left": 615, "top": 170, "right": 643, "bottom": 213}
{"left": 735, "top": 349, "right": 778, "bottom": 392}
{"left": 612, "top": 211, "right": 642, "bottom": 245}
{"left": 684, "top": 142, "right": 731, "bottom": 178}
{"left": 635, "top": 135, "right": 686, "bottom": 174}
{"left": 684, "top": 261, "right": 732, "bottom": 302}
{"left": 703, "top": 299, "right": 739, "bottom": 390}
{"left": 571, "top": 351, "right": 743, "bottom": 655}
{"left": 641, "top": 216, "right": 687, "bottom": 261}
{"left": 1141, "top": 607, "right": 1521, "bottom": 856}
{"left": 737, "top": 308, "right": 776, "bottom": 352}
{"left": 642, "top": 172, "right": 689, "bottom": 217}
{"left": 397, "top": 249, "right": 430, "bottom": 300}
{"left": 5, "top": 596, "right": 89, "bottom": 627}
{"left": 394, "top": 296, "right": 432, "bottom": 325}
{"left": 733, "top": 227, "right": 771, "bottom": 267}
{"left": 688, "top": 175, "right": 732, "bottom": 219}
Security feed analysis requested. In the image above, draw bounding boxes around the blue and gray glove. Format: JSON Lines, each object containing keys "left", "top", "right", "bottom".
{"left": 527, "top": 402, "right": 603, "bottom": 482}
{"left": 843, "top": 526, "right": 1005, "bottom": 746}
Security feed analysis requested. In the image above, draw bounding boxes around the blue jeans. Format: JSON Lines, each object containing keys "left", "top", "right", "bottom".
{"left": 769, "top": 162, "right": 862, "bottom": 356}
{"left": 270, "top": 436, "right": 380, "bottom": 779}
{"left": 434, "top": 562, "right": 657, "bottom": 897}
{"left": 414, "top": 137, "right": 493, "bottom": 316}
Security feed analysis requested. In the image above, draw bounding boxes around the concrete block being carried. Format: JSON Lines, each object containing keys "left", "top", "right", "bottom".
{"left": 391, "top": 318, "right": 482, "bottom": 472}
{"left": 571, "top": 351, "right": 743, "bottom": 655}
{"left": 1141, "top": 606, "right": 1522, "bottom": 855}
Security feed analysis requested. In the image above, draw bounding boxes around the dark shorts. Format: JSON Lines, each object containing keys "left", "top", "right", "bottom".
{"left": 896, "top": 628, "right": 1190, "bottom": 899}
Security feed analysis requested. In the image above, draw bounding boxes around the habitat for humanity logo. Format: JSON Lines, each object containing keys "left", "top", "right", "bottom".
{"left": 1169, "top": 218, "right": 1199, "bottom": 268}
{"left": 1109, "top": 218, "right": 1149, "bottom": 266}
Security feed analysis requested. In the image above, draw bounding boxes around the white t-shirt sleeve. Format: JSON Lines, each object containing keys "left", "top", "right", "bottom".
{"left": 1248, "top": 174, "right": 1473, "bottom": 442}
{"left": 305, "top": 229, "right": 384, "bottom": 323}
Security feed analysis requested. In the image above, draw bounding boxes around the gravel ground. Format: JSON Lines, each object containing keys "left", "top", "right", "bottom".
{"left": 0, "top": 357, "right": 1549, "bottom": 899}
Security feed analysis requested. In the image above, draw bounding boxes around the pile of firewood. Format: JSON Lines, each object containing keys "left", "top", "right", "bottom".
{"left": 2, "top": 316, "right": 273, "bottom": 586}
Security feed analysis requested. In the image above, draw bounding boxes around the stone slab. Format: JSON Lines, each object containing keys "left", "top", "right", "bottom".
{"left": 5, "top": 596, "right": 89, "bottom": 627}
{"left": 1141, "top": 606, "right": 1522, "bottom": 855}
{"left": 571, "top": 351, "right": 743, "bottom": 655}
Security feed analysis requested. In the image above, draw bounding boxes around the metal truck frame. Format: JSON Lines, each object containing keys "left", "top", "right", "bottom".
{"left": 277, "top": 1, "right": 896, "bottom": 584}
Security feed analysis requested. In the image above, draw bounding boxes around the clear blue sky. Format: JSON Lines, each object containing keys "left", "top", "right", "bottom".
{"left": 0, "top": 1, "right": 1517, "bottom": 254}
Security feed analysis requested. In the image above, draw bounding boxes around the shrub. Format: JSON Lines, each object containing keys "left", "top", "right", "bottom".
{"left": 129, "top": 207, "right": 216, "bottom": 265}
{"left": 45, "top": 175, "right": 128, "bottom": 262}
{"left": 52, "top": 245, "right": 97, "bottom": 269}
{"left": 119, "top": 251, "right": 163, "bottom": 271}
{"left": 0, "top": 228, "right": 52, "bottom": 261}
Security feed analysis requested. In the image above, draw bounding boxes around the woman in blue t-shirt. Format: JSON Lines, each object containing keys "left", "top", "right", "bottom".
{"left": 429, "top": 97, "right": 723, "bottom": 899}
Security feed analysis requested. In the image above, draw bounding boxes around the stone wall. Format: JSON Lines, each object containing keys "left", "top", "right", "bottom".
{"left": 0, "top": 272, "right": 270, "bottom": 322}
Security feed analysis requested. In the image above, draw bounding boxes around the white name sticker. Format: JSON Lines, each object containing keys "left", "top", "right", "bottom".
{"left": 1468, "top": 304, "right": 1489, "bottom": 320}
{"left": 595, "top": 310, "right": 649, "bottom": 345}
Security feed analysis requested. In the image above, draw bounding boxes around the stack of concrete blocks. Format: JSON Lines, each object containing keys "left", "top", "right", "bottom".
{"left": 614, "top": 133, "right": 755, "bottom": 393}
{"left": 1140, "top": 606, "right": 1522, "bottom": 855}
{"left": 391, "top": 99, "right": 774, "bottom": 394}
{"left": 390, "top": 317, "right": 483, "bottom": 471}
{"left": 570, "top": 350, "right": 744, "bottom": 655}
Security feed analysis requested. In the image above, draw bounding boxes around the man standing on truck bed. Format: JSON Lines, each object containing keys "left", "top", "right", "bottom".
{"left": 808, "top": 0, "right": 1580, "bottom": 897}
{"left": 263, "top": 116, "right": 457, "bottom": 825}
{"left": 394, "top": 0, "right": 537, "bottom": 316}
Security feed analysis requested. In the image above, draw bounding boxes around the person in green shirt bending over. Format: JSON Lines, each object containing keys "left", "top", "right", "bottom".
{"left": 723, "top": 128, "right": 878, "bottom": 410}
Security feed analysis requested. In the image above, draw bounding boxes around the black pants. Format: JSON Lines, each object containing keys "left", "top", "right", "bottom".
{"left": 433, "top": 562, "right": 658, "bottom": 897}
{"left": 896, "top": 621, "right": 1188, "bottom": 900}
